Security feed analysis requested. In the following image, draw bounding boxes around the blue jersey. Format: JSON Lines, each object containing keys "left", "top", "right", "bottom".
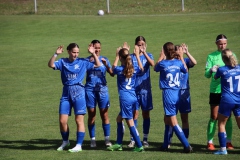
{"left": 215, "top": 65, "right": 240, "bottom": 104}
{"left": 85, "top": 56, "right": 111, "bottom": 91}
{"left": 113, "top": 66, "right": 138, "bottom": 95}
{"left": 180, "top": 58, "right": 194, "bottom": 89}
{"left": 54, "top": 58, "right": 94, "bottom": 86}
{"left": 131, "top": 53, "right": 154, "bottom": 91}
{"left": 155, "top": 59, "right": 187, "bottom": 90}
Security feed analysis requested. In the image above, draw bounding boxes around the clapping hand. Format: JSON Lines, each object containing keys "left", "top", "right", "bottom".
{"left": 88, "top": 43, "right": 95, "bottom": 54}
{"left": 56, "top": 45, "right": 64, "bottom": 55}
{"left": 122, "top": 42, "right": 130, "bottom": 51}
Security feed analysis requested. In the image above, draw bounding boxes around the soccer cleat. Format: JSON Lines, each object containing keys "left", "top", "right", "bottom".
{"left": 207, "top": 143, "right": 215, "bottom": 150}
{"left": 213, "top": 149, "right": 228, "bottom": 155}
{"left": 159, "top": 146, "right": 168, "bottom": 152}
{"left": 90, "top": 140, "right": 96, "bottom": 148}
{"left": 105, "top": 139, "right": 112, "bottom": 147}
{"left": 68, "top": 148, "right": 82, "bottom": 153}
{"left": 143, "top": 141, "right": 149, "bottom": 147}
{"left": 183, "top": 146, "right": 193, "bottom": 153}
{"left": 107, "top": 144, "right": 122, "bottom": 151}
{"left": 226, "top": 142, "right": 234, "bottom": 150}
{"left": 133, "top": 146, "right": 144, "bottom": 152}
{"left": 57, "top": 141, "right": 70, "bottom": 151}
{"left": 128, "top": 141, "right": 135, "bottom": 148}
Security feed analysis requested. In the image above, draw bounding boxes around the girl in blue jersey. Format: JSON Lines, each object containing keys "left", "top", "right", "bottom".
{"left": 213, "top": 49, "right": 240, "bottom": 155}
{"left": 128, "top": 36, "right": 154, "bottom": 148}
{"left": 168, "top": 44, "right": 197, "bottom": 147}
{"left": 85, "top": 40, "right": 113, "bottom": 148}
{"left": 48, "top": 43, "right": 101, "bottom": 152}
{"left": 154, "top": 42, "right": 192, "bottom": 153}
{"left": 107, "top": 44, "right": 144, "bottom": 152}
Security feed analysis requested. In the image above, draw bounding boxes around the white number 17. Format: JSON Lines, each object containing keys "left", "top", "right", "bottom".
{"left": 227, "top": 75, "right": 240, "bottom": 92}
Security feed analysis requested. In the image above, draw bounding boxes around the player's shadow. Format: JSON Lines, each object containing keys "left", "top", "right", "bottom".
{"left": 146, "top": 141, "right": 240, "bottom": 154}
{"left": 0, "top": 139, "right": 239, "bottom": 154}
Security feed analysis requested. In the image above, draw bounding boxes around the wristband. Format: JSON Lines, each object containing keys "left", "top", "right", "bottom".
{"left": 54, "top": 53, "right": 58, "bottom": 57}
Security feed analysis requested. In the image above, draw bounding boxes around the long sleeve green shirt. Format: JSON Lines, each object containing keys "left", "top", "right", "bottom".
{"left": 204, "top": 50, "right": 224, "bottom": 93}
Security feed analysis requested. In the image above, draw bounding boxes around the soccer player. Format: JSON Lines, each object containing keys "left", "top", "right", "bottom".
{"left": 85, "top": 40, "right": 113, "bottom": 148}
{"left": 107, "top": 44, "right": 144, "bottom": 152}
{"left": 128, "top": 36, "right": 154, "bottom": 148}
{"left": 48, "top": 43, "right": 101, "bottom": 152}
{"left": 168, "top": 43, "right": 197, "bottom": 147}
{"left": 213, "top": 49, "right": 240, "bottom": 155}
{"left": 205, "top": 34, "right": 234, "bottom": 150}
{"left": 154, "top": 42, "right": 192, "bottom": 153}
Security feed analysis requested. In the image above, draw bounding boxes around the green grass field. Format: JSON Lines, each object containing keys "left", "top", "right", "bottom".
{"left": 0, "top": 1, "right": 240, "bottom": 160}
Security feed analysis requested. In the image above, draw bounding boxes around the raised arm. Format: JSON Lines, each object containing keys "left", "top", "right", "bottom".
{"left": 48, "top": 45, "right": 64, "bottom": 68}
{"left": 112, "top": 47, "right": 121, "bottom": 70}
{"left": 88, "top": 44, "right": 101, "bottom": 67}
{"left": 177, "top": 46, "right": 188, "bottom": 72}
{"left": 182, "top": 43, "right": 197, "bottom": 66}
{"left": 134, "top": 45, "right": 144, "bottom": 72}
{"left": 141, "top": 42, "right": 155, "bottom": 66}
{"left": 102, "top": 58, "right": 114, "bottom": 77}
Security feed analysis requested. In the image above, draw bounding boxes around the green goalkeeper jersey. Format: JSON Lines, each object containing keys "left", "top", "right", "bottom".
{"left": 204, "top": 50, "right": 224, "bottom": 93}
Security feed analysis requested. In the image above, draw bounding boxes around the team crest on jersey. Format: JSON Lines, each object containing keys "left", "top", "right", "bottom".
{"left": 74, "top": 64, "right": 80, "bottom": 70}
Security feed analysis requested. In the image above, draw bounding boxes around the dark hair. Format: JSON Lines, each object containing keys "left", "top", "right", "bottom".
{"left": 135, "top": 36, "right": 146, "bottom": 45}
{"left": 216, "top": 34, "right": 227, "bottom": 42}
{"left": 118, "top": 48, "right": 134, "bottom": 78}
{"left": 67, "top": 43, "right": 79, "bottom": 51}
{"left": 175, "top": 45, "right": 181, "bottom": 51}
{"left": 163, "top": 42, "right": 178, "bottom": 59}
{"left": 91, "top": 39, "right": 101, "bottom": 45}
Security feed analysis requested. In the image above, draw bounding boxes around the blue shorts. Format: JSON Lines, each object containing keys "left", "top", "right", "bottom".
{"left": 119, "top": 91, "right": 137, "bottom": 119}
{"left": 162, "top": 89, "right": 180, "bottom": 116}
{"left": 219, "top": 102, "right": 240, "bottom": 117}
{"left": 85, "top": 86, "right": 110, "bottom": 109}
{"left": 136, "top": 89, "right": 153, "bottom": 111}
{"left": 178, "top": 89, "right": 191, "bottom": 113}
{"left": 59, "top": 85, "right": 86, "bottom": 115}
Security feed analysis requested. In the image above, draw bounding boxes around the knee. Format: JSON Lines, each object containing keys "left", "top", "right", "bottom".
{"left": 211, "top": 115, "right": 218, "bottom": 120}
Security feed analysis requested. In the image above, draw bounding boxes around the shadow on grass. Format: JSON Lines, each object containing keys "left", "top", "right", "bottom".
{"left": 0, "top": 139, "right": 239, "bottom": 154}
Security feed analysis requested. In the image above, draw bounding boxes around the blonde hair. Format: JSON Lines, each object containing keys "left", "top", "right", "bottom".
{"left": 222, "top": 49, "right": 238, "bottom": 67}
{"left": 118, "top": 48, "right": 134, "bottom": 78}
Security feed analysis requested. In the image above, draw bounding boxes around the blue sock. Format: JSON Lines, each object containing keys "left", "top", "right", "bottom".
{"left": 102, "top": 123, "right": 110, "bottom": 137}
{"left": 76, "top": 132, "right": 85, "bottom": 145}
{"left": 130, "top": 119, "right": 138, "bottom": 141}
{"left": 143, "top": 118, "right": 150, "bottom": 141}
{"left": 61, "top": 131, "right": 69, "bottom": 141}
{"left": 117, "top": 122, "right": 124, "bottom": 144}
{"left": 88, "top": 124, "right": 95, "bottom": 138}
{"left": 129, "top": 126, "right": 142, "bottom": 148}
{"left": 218, "top": 132, "right": 227, "bottom": 148}
{"left": 162, "top": 125, "right": 170, "bottom": 148}
{"left": 168, "top": 126, "right": 173, "bottom": 145}
{"left": 134, "top": 119, "right": 138, "bottom": 128}
{"left": 173, "top": 125, "right": 189, "bottom": 148}
{"left": 183, "top": 128, "right": 189, "bottom": 139}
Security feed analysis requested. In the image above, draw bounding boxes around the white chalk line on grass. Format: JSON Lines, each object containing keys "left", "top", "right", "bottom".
{"left": 31, "top": 11, "right": 240, "bottom": 18}
{"left": 105, "top": 11, "right": 240, "bottom": 17}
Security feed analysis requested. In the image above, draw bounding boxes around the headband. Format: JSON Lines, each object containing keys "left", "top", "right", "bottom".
{"left": 216, "top": 38, "right": 227, "bottom": 42}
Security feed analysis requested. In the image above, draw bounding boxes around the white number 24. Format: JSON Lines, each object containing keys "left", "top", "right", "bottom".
{"left": 166, "top": 73, "right": 180, "bottom": 87}
{"left": 227, "top": 75, "right": 240, "bottom": 92}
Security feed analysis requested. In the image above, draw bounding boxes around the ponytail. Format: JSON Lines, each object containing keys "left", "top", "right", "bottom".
{"left": 118, "top": 48, "right": 134, "bottom": 78}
